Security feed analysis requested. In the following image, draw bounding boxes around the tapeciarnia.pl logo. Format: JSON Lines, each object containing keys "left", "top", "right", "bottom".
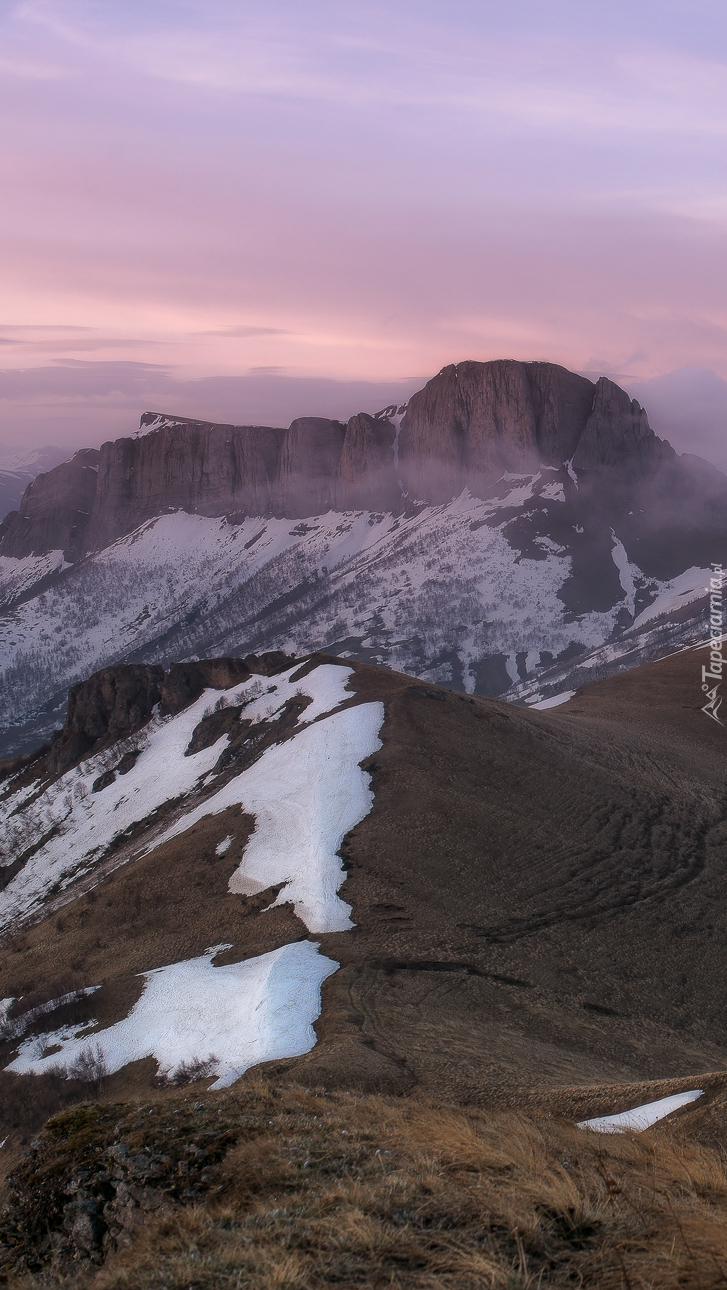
{"left": 702, "top": 562, "right": 724, "bottom": 724}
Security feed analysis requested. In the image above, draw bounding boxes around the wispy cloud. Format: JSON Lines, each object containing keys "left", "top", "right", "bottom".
{"left": 1, "top": 0, "right": 727, "bottom": 450}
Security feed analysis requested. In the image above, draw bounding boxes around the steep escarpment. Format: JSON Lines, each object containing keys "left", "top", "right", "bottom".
{"left": 0, "top": 361, "right": 681, "bottom": 561}
{"left": 0, "top": 449, "right": 100, "bottom": 561}
{"left": 83, "top": 416, "right": 286, "bottom": 553}
{"left": 396, "top": 362, "right": 673, "bottom": 501}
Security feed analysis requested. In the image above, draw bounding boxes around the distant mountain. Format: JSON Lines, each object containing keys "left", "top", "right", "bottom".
{"left": 0, "top": 444, "right": 74, "bottom": 526}
{"left": 1, "top": 647, "right": 726, "bottom": 1117}
{"left": 0, "top": 360, "right": 724, "bottom": 757}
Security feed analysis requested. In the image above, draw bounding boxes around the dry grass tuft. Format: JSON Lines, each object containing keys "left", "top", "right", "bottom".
{"left": 3, "top": 1080, "right": 727, "bottom": 1288}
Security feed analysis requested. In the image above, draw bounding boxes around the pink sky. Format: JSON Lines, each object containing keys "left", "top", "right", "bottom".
{"left": 1, "top": 1, "right": 726, "bottom": 456}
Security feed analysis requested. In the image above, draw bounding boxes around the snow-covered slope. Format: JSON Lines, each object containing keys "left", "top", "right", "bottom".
{"left": 0, "top": 659, "right": 383, "bottom": 1088}
{"left": 0, "top": 471, "right": 709, "bottom": 757}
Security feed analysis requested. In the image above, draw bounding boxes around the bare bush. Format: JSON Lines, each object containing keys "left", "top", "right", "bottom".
{"left": 90, "top": 730, "right": 149, "bottom": 777}
{"left": 67, "top": 1043, "right": 108, "bottom": 1094}
{"left": 156, "top": 1054, "right": 219, "bottom": 1087}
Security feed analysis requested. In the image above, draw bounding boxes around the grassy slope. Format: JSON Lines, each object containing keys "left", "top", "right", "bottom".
{"left": 3, "top": 1080, "right": 727, "bottom": 1289}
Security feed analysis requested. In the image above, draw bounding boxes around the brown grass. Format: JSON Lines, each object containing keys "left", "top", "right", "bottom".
{"left": 3, "top": 1080, "right": 727, "bottom": 1289}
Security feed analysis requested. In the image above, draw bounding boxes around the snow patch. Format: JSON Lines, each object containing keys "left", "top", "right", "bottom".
{"left": 631, "top": 567, "right": 713, "bottom": 632}
{"left": 539, "top": 481, "right": 566, "bottom": 502}
{"left": 578, "top": 1090, "right": 703, "bottom": 1133}
{"left": 6, "top": 942, "right": 338, "bottom": 1090}
{"left": 154, "top": 698, "right": 384, "bottom": 933}
{"left": 0, "top": 662, "right": 362, "bottom": 932}
{"left": 610, "top": 532, "right": 640, "bottom": 616}
{"left": 529, "top": 690, "right": 576, "bottom": 710}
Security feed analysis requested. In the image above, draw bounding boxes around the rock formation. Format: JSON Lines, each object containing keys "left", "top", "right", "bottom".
{"left": 334, "top": 412, "right": 399, "bottom": 512}
{"left": 0, "top": 361, "right": 680, "bottom": 561}
{"left": 396, "top": 362, "right": 670, "bottom": 502}
{"left": 49, "top": 652, "right": 295, "bottom": 775}
{"left": 84, "top": 417, "right": 285, "bottom": 552}
{"left": 573, "top": 378, "right": 674, "bottom": 478}
{"left": 0, "top": 448, "right": 100, "bottom": 561}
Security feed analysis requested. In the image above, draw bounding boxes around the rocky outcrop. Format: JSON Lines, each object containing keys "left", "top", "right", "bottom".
{"left": 49, "top": 665, "right": 165, "bottom": 775}
{"left": 0, "top": 449, "right": 99, "bottom": 561}
{"left": 573, "top": 377, "right": 674, "bottom": 478}
{"left": 0, "top": 362, "right": 683, "bottom": 559}
{"left": 83, "top": 418, "right": 285, "bottom": 552}
{"left": 48, "top": 653, "right": 295, "bottom": 775}
{"left": 334, "top": 413, "right": 399, "bottom": 511}
{"left": 396, "top": 361, "right": 670, "bottom": 502}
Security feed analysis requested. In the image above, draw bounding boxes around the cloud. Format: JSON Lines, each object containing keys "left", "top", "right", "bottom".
{"left": 0, "top": 359, "right": 423, "bottom": 448}
{"left": 199, "top": 326, "right": 291, "bottom": 338}
{"left": 0, "top": 360, "right": 170, "bottom": 401}
{"left": 2, "top": 0, "right": 727, "bottom": 438}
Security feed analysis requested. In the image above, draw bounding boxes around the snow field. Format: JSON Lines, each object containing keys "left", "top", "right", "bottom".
{"left": 0, "top": 684, "right": 234, "bottom": 929}
{"left": 0, "top": 549, "right": 67, "bottom": 607}
{"left": 0, "top": 483, "right": 675, "bottom": 748}
{"left": 630, "top": 566, "right": 713, "bottom": 631}
{"left": 7, "top": 941, "right": 339, "bottom": 1090}
{"left": 578, "top": 1090, "right": 704, "bottom": 1133}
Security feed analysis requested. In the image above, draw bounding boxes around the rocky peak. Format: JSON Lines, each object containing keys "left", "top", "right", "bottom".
{"left": 573, "top": 378, "right": 674, "bottom": 478}
{"left": 396, "top": 361, "right": 677, "bottom": 502}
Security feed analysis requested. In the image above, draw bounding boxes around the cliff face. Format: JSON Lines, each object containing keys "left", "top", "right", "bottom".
{"left": 0, "top": 362, "right": 678, "bottom": 560}
{"left": 272, "top": 417, "right": 347, "bottom": 516}
{"left": 0, "top": 449, "right": 100, "bottom": 561}
{"left": 84, "top": 417, "right": 285, "bottom": 552}
{"left": 48, "top": 652, "right": 293, "bottom": 775}
{"left": 396, "top": 362, "right": 668, "bottom": 502}
{"left": 398, "top": 360, "right": 541, "bottom": 501}
{"left": 573, "top": 378, "right": 675, "bottom": 477}
{"left": 335, "top": 413, "right": 399, "bottom": 512}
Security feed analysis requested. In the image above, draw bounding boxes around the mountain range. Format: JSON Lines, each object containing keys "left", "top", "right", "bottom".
{"left": 0, "top": 359, "right": 724, "bottom": 760}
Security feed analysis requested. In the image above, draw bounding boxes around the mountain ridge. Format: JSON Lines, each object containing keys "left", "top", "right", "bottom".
{"left": 1, "top": 358, "right": 724, "bottom": 759}
{"left": 0, "top": 360, "right": 683, "bottom": 563}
